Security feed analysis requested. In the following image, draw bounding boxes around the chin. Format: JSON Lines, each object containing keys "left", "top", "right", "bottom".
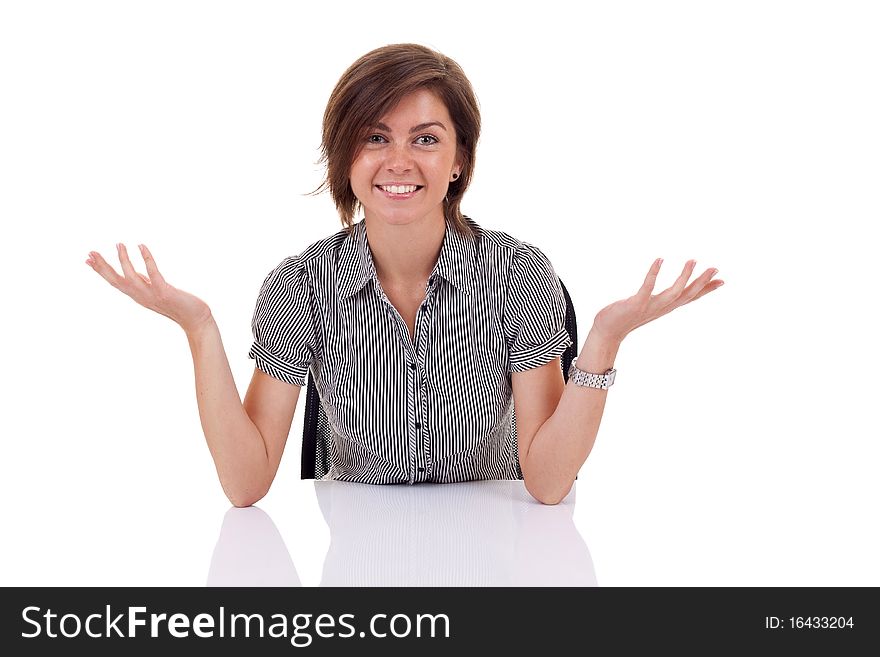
{"left": 365, "top": 205, "right": 438, "bottom": 227}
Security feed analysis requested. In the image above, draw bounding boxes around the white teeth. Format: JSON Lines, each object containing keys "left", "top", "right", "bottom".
{"left": 380, "top": 185, "right": 418, "bottom": 194}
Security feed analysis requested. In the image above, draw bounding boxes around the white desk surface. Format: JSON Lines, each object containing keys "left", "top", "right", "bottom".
{"left": 7, "top": 451, "right": 878, "bottom": 587}
{"left": 208, "top": 480, "right": 594, "bottom": 587}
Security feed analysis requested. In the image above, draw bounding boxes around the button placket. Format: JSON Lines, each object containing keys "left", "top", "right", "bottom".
{"left": 413, "top": 284, "right": 435, "bottom": 481}
{"left": 406, "top": 358, "right": 420, "bottom": 483}
{"left": 379, "top": 276, "right": 435, "bottom": 483}
{"left": 375, "top": 283, "right": 421, "bottom": 482}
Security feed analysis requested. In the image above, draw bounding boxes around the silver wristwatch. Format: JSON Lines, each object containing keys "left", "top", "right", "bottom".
{"left": 568, "top": 357, "right": 617, "bottom": 390}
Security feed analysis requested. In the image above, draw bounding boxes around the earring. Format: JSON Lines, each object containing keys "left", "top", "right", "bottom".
{"left": 452, "top": 173, "right": 459, "bottom": 180}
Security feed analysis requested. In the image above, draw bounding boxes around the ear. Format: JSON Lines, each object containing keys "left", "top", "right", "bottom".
{"left": 453, "top": 150, "right": 464, "bottom": 178}
{"left": 452, "top": 159, "right": 462, "bottom": 180}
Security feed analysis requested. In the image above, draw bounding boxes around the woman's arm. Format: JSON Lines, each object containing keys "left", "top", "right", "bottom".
{"left": 514, "top": 330, "right": 619, "bottom": 505}
{"left": 87, "top": 243, "right": 298, "bottom": 507}
{"left": 515, "top": 258, "right": 723, "bottom": 504}
{"left": 187, "top": 318, "right": 299, "bottom": 507}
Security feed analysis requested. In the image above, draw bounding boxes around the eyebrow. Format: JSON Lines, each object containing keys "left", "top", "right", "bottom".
{"left": 372, "top": 121, "right": 448, "bottom": 134}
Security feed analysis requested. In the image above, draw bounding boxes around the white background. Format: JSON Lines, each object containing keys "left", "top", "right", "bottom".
{"left": 1, "top": 0, "right": 878, "bottom": 587}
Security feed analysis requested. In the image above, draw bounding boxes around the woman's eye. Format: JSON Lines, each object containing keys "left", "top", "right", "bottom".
{"left": 367, "top": 134, "right": 387, "bottom": 144}
{"left": 415, "top": 135, "right": 438, "bottom": 146}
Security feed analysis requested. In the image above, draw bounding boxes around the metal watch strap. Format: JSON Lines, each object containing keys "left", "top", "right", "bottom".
{"left": 568, "top": 357, "right": 617, "bottom": 390}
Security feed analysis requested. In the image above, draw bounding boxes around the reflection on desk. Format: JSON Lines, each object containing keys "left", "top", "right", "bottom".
{"left": 208, "top": 480, "right": 596, "bottom": 587}
{"left": 206, "top": 503, "right": 302, "bottom": 587}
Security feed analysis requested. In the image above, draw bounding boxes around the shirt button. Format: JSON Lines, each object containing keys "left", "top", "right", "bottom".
{"left": 417, "top": 467, "right": 425, "bottom": 473}
{"left": 410, "top": 363, "right": 416, "bottom": 371}
{"left": 415, "top": 422, "right": 421, "bottom": 429}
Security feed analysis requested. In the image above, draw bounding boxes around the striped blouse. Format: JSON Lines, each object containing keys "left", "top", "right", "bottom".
{"left": 248, "top": 216, "right": 572, "bottom": 485}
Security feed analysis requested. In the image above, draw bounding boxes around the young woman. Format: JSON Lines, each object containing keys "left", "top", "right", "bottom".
{"left": 85, "top": 43, "right": 723, "bottom": 507}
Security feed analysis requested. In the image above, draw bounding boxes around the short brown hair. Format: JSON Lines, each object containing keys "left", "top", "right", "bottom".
{"left": 317, "top": 43, "right": 481, "bottom": 237}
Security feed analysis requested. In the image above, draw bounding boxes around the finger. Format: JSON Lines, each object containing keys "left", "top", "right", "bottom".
{"left": 654, "top": 259, "right": 696, "bottom": 306}
{"left": 631, "top": 273, "right": 724, "bottom": 329}
{"left": 138, "top": 244, "right": 167, "bottom": 287}
{"left": 637, "top": 258, "right": 663, "bottom": 298}
{"left": 86, "top": 250, "right": 126, "bottom": 289}
{"left": 677, "top": 267, "right": 719, "bottom": 305}
{"left": 683, "top": 278, "right": 724, "bottom": 305}
{"left": 117, "top": 243, "right": 147, "bottom": 288}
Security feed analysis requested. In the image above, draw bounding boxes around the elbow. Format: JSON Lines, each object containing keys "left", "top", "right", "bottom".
{"left": 219, "top": 463, "right": 273, "bottom": 508}
{"left": 224, "top": 482, "right": 269, "bottom": 509}
{"left": 229, "top": 495, "right": 261, "bottom": 509}
{"left": 531, "top": 492, "right": 566, "bottom": 506}
{"left": 523, "top": 477, "right": 572, "bottom": 506}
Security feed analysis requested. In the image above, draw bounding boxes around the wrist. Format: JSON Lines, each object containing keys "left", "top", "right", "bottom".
{"left": 183, "top": 312, "right": 216, "bottom": 341}
{"left": 577, "top": 327, "right": 621, "bottom": 373}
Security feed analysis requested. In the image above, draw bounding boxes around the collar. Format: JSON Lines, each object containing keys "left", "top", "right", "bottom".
{"left": 336, "top": 218, "right": 477, "bottom": 300}
{"left": 432, "top": 217, "right": 477, "bottom": 296}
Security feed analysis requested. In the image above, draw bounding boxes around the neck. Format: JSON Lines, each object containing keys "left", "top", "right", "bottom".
{"left": 365, "top": 212, "right": 447, "bottom": 287}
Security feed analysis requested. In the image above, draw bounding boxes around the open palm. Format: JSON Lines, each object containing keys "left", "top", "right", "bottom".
{"left": 591, "top": 259, "right": 723, "bottom": 343}
{"left": 86, "top": 243, "right": 212, "bottom": 334}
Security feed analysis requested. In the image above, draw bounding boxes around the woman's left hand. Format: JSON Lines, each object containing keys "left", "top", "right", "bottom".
{"left": 591, "top": 259, "right": 723, "bottom": 343}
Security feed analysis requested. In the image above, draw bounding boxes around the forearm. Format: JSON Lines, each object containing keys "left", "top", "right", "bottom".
{"left": 521, "top": 328, "right": 621, "bottom": 504}
{"left": 185, "top": 316, "right": 270, "bottom": 505}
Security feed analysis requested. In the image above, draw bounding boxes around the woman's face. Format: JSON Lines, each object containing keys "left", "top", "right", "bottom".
{"left": 349, "top": 88, "right": 460, "bottom": 229}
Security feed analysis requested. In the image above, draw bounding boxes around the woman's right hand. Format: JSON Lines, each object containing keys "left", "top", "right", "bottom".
{"left": 86, "top": 243, "right": 214, "bottom": 334}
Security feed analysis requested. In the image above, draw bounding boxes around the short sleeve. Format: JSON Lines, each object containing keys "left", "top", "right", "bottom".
{"left": 503, "top": 243, "right": 573, "bottom": 373}
{"left": 247, "top": 256, "right": 316, "bottom": 386}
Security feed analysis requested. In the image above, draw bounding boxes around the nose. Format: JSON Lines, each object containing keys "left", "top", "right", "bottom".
{"left": 384, "top": 141, "right": 414, "bottom": 173}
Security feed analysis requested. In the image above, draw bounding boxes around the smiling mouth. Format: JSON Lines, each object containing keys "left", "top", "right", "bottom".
{"left": 376, "top": 184, "right": 423, "bottom": 195}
